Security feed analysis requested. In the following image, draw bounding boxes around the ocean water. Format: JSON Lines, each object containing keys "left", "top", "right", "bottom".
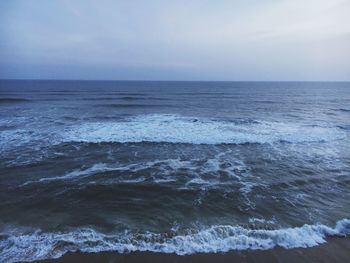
{"left": 0, "top": 80, "right": 350, "bottom": 262}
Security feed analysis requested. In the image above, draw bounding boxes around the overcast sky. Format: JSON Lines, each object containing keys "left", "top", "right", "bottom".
{"left": 0, "top": 0, "right": 349, "bottom": 80}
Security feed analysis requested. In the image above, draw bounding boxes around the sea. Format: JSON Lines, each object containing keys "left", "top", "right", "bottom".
{"left": 0, "top": 80, "right": 350, "bottom": 262}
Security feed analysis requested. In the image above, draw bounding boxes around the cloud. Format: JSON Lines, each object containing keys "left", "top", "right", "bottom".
{"left": 0, "top": 0, "right": 349, "bottom": 80}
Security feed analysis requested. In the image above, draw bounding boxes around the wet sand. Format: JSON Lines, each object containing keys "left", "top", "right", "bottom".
{"left": 32, "top": 237, "right": 350, "bottom": 263}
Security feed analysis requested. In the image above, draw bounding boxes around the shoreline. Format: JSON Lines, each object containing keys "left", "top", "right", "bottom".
{"left": 31, "top": 237, "right": 350, "bottom": 263}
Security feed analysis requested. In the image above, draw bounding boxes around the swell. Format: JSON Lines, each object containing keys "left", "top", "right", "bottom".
{"left": 0, "top": 98, "right": 30, "bottom": 103}
{"left": 80, "top": 97, "right": 169, "bottom": 101}
{"left": 337, "top": 125, "right": 350, "bottom": 131}
{"left": 1, "top": 219, "right": 349, "bottom": 262}
{"left": 332, "top": 108, "right": 350, "bottom": 113}
{"left": 95, "top": 104, "right": 172, "bottom": 108}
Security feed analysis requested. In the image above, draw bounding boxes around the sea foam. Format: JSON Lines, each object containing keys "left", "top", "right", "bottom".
{"left": 20, "top": 152, "right": 252, "bottom": 190}
{"left": 64, "top": 114, "right": 345, "bottom": 145}
{"left": 1, "top": 219, "right": 349, "bottom": 262}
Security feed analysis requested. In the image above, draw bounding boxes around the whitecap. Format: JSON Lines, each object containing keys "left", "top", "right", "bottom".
{"left": 63, "top": 114, "right": 345, "bottom": 145}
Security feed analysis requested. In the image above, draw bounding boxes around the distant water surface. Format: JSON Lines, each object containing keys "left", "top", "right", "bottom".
{"left": 0, "top": 80, "right": 350, "bottom": 262}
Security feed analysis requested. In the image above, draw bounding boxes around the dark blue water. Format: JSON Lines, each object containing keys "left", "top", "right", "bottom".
{"left": 0, "top": 80, "right": 350, "bottom": 262}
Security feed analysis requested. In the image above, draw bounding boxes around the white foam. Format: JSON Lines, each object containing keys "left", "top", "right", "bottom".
{"left": 20, "top": 152, "right": 250, "bottom": 189}
{"left": 1, "top": 219, "right": 349, "bottom": 262}
{"left": 249, "top": 217, "right": 276, "bottom": 225}
{"left": 41, "top": 163, "right": 112, "bottom": 182}
{"left": 64, "top": 114, "right": 345, "bottom": 145}
{"left": 20, "top": 163, "right": 114, "bottom": 186}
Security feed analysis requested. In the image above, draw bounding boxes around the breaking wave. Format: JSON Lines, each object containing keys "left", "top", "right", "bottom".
{"left": 1, "top": 219, "right": 349, "bottom": 262}
{"left": 64, "top": 114, "right": 345, "bottom": 145}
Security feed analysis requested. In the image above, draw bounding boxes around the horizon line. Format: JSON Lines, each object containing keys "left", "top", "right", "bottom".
{"left": 1, "top": 79, "right": 350, "bottom": 83}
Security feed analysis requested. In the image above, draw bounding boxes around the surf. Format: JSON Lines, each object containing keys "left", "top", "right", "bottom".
{"left": 64, "top": 114, "right": 346, "bottom": 145}
{"left": 1, "top": 219, "right": 349, "bottom": 262}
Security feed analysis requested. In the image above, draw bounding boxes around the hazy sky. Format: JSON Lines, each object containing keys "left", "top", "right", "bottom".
{"left": 1, "top": 0, "right": 349, "bottom": 80}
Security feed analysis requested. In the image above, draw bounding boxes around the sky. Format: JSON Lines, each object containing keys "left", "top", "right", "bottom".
{"left": 0, "top": 0, "right": 349, "bottom": 81}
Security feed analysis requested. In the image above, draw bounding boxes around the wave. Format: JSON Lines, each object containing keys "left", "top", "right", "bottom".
{"left": 79, "top": 97, "right": 168, "bottom": 101}
{"left": 95, "top": 104, "right": 171, "bottom": 108}
{"left": 1, "top": 219, "right": 349, "bottom": 262}
{"left": 332, "top": 108, "right": 350, "bottom": 113}
{"left": 252, "top": 100, "right": 276, "bottom": 104}
{"left": 117, "top": 96, "right": 169, "bottom": 101}
{"left": 19, "top": 152, "right": 256, "bottom": 191}
{"left": 64, "top": 114, "right": 345, "bottom": 145}
{"left": 20, "top": 163, "right": 115, "bottom": 186}
{"left": 0, "top": 98, "right": 30, "bottom": 104}
{"left": 337, "top": 125, "right": 350, "bottom": 131}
